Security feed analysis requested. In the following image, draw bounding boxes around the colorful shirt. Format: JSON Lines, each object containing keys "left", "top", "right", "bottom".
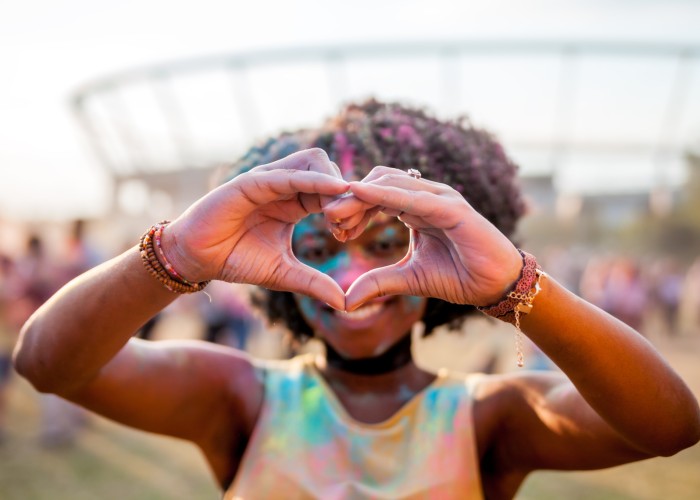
{"left": 225, "top": 355, "right": 483, "bottom": 499}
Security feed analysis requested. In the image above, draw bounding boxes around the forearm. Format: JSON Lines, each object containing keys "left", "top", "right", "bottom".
{"left": 13, "top": 247, "right": 178, "bottom": 394}
{"left": 522, "top": 274, "right": 700, "bottom": 455}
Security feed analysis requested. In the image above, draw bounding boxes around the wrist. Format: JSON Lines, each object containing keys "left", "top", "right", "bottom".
{"left": 477, "top": 250, "right": 544, "bottom": 367}
{"left": 139, "top": 221, "right": 210, "bottom": 294}
{"left": 159, "top": 223, "right": 202, "bottom": 282}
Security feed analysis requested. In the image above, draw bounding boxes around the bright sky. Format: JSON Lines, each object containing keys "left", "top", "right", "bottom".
{"left": 1, "top": 0, "right": 700, "bottom": 220}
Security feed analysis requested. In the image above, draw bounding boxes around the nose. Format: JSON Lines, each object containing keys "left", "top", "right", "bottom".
{"left": 329, "top": 249, "right": 374, "bottom": 294}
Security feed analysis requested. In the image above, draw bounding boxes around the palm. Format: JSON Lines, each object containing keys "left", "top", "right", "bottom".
{"left": 218, "top": 204, "right": 309, "bottom": 290}
{"left": 162, "top": 149, "right": 349, "bottom": 310}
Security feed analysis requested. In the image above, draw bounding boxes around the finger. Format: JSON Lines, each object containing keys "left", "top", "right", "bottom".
{"left": 254, "top": 148, "right": 342, "bottom": 179}
{"left": 344, "top": 263, "right": 415, "bottom": 311}
{"left": 379, "top": 206, "right": 403, "bottom": 217}
{"left": 323, "top": 192, "right": 377, "bottom": 239}
{"left": 235, "top": 169, "right": 349, "bottom": 207}
{"left": 365, "top": 171, "right": 448, "bottom": 194}
{"left": 336, "top": 208, "right": 370, "bottom": 230}
{"left": 343, "top": 206, "right": 382, "bottom": 240}
{"left": 251, "top": 149, "right": 346, "bottom": 210}
{"left": 321, "top": 165, "right": 406, "bottom": 218}
{"left": 329, "top": 226, "right": 350, "bottom": 242}
{"left": 299, "top": 193, "right": 323, "bottom": 214}
{"left": 348, "top": 181, "right": 457, "bottom": 228}
{"left": 276, "top": 261, "right": 346, "bottom": 311}
{"left": 323, "top": 193, "right": 375, "bottom": 220}
{"left": 319, "top": 161, "right": 343, "bottom": 208}
{"left": 359, "top": 165, "right": 403, "bottom": 183}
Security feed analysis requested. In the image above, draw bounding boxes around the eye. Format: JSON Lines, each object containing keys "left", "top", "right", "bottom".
{"left": 297, "top": 244, "right": 333, "bottom": 263}
{"left": 367, "top": 238, "right": 409, "bottom": 257}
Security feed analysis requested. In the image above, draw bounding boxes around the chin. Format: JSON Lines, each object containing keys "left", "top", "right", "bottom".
{"left": 312, "top": 296, "right": 425, "bottom": 358}
{"left": 296, "top": 295, "right": 427, "bottom": 358}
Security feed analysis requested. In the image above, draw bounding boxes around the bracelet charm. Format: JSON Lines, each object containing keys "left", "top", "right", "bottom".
{"left": 478, "top": 250, "right": 544, "bottom": 367}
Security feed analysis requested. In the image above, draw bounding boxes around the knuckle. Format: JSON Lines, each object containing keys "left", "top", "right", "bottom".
{"left": 367, "top": 165, "right": 394, "bottom": 180}
{"left": 305, "top": 147, "right": 330, "bottom": 163}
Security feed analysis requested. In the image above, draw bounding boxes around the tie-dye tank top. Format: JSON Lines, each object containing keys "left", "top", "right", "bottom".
{"left": 225, "top": 354, "right": 483, "bottom": 499}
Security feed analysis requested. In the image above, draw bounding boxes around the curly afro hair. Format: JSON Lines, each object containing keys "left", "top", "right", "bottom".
{"left": 231, "top": 99, "right": 526, "bottom": 342}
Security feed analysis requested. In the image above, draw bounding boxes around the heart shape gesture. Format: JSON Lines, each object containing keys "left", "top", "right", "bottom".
{"left": 323, "top": 166, "right": 524, "bottom": 311}
{"left": 162, "top": 151, "right": 523, "bottom": 312}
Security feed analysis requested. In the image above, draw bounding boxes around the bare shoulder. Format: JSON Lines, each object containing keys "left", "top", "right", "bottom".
{"left": 471, "top": 370, "right": 566, "bottom": 421}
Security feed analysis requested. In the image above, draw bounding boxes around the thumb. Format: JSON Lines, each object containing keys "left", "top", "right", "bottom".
{"left": 276, "top": 262, "right": 346, "bottom": 311}
{"left": 345, "top": 263, "right": 413, "bottom": 311}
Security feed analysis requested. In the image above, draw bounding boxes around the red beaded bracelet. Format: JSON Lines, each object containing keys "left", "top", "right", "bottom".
{"left": 139, "top": 221, "right": 210, "bottom": 294}
{"left": 478, "top": 250, "right": 545, "bottom": 367}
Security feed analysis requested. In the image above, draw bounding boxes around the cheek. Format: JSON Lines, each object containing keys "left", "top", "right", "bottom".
{"left": 315, "top": 252, "right": 349, "bottom": 274}
{"left": 399, "top": 295, "right": 428, "bottom": 318}
{"left": 296, "top": 295, "right": 318, "bottom": 322}
{"left": 295, "top": 295, "right": 333, "bottom": 333}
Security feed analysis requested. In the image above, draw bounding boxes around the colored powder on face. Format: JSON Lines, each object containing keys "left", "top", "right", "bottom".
{"left": 297, "top": 295, "right": 320, "bottom": 322}
{"left": 375, "top": 225, "right": 399, "bottom": 242}
{"left": 405, "top": 295, "right": 424, "bottom": 309}
{"left": 292, "top": 215, "right": 324, "bottom": 247}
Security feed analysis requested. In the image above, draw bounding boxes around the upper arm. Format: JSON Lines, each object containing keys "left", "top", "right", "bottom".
{"left": 475, "top": 372, "right": 654, "bottom": 475}
{"left": 64, "top": 338, "right": 264, "bottom": 445}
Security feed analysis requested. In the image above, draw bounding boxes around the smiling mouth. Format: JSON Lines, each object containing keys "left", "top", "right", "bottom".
{"left": 334, "top": 302, "right": 384, "bottom": 321}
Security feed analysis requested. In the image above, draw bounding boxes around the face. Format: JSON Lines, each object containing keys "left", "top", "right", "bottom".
{"left": 292, "top": 213, "right": 427, "bottom": 359}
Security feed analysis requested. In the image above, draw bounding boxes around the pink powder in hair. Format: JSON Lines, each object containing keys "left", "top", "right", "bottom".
{"left": 334, "top": 132, "right": 355, "bottom": 177}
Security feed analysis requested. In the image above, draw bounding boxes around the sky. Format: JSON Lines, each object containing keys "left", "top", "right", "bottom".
{"left": 1, "top": 0, "right": 700, "bottom": 220}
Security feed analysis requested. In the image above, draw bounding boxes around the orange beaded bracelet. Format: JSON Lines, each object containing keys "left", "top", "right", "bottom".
{"left": 139, "top": 221, "right": 210, "bottom": 294}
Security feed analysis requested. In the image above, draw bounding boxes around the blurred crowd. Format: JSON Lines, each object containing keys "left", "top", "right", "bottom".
{"left": 542, "top": 246, "right": 700, "bottom": 339}
{"left": 1, "top": 220, "right": 700, "bottom": 448}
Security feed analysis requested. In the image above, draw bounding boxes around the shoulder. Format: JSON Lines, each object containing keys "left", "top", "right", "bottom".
{"left": 470, "top": 370, "right": 567, "bottom": 419}
{"left": 465, "top": 370, "right": 568, "bottom": 458}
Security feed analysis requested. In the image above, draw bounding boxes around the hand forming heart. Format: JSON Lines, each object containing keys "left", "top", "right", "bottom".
{"left": 161, "top": 149, "right": 523, "bottom": 312}
{"left": 323, "top": 166, "right": 523, "bottom": 311}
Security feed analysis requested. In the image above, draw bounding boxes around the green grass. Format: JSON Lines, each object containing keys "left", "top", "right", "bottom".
{"left": 1, "top": 378, "right": 219, "bottom": 500}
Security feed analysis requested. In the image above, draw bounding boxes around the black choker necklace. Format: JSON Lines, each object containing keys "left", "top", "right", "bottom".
{"left": 323, "top": 334, "right": 413, "bottom": 375}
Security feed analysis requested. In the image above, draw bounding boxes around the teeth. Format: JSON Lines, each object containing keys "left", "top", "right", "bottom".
{"left": 335, "top": 303, "right": 383, "bottom": 321}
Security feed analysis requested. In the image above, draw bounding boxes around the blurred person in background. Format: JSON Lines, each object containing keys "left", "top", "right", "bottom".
{"left": 579, "top": 255, "right": 649, "bottom": 333}
{"left": 4, "top": 233, "right": 90, "bottom": 447}
{"left": 603, "top": 257, "right": 648, "bottom": 332}
{"left": 62, "top": 219, "right": 104, "bottom": 280}
{"left": 13, "top": 100, "right": 700, "bottom": 499}
{"left": 646, "top": 257, "right": 685, "bottom": 338}
{"left": 0, "top": 253, "right": 17, "bottom": 443}
{"left": 678, "top": 255, "right": 700, "bottom": 337}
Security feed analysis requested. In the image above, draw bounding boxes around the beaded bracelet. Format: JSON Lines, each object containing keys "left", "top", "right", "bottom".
{"left": 139, "top": 221, "right": 210, "bottom": 294}
{"left": 478, "top": 250, "right": 545, "bottom": 367}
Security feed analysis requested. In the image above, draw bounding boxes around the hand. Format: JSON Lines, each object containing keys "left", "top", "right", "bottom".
{"left": 161, "top": 149, "right": 349, "bottom": 310}
{"left": 325, "top": 166, "right": 524, "bottom": 310}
